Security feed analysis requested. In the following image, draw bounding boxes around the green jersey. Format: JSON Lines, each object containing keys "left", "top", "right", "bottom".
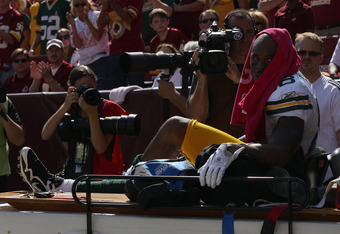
{"left": 36, "top": 0, "right": 71, "bottom": 54}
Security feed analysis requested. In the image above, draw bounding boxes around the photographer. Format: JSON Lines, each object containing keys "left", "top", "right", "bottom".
{"left": 0, "top": 86, "right": 25, "bottom": 192}
{"left": 19, "top": 66, "right": 128, "bottom": 191}
{"left": 187, "top": 9, "right": 256, "bottom": 135}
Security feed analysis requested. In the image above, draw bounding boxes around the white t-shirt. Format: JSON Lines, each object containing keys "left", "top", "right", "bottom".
{"left": 312, "top": 74, "right": 340, "bottom": 152}
{"left": 265, "top": 72, "right": 319, "bottom": 156}
{"left": 70, "top": 11, "right": 110, "bottom": 65}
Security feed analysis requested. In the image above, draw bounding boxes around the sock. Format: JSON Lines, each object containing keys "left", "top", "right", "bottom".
{"left": 57, "top": 179, "right": 74, "bottom": 192}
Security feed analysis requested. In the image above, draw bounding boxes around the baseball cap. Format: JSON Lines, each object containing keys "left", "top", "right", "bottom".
{"left": 46, "top": 39, "right": 64, "bottom": 50}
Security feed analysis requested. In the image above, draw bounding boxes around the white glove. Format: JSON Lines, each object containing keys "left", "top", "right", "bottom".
{"left": 198, "top": 143, "right": 245, "bottom": 189}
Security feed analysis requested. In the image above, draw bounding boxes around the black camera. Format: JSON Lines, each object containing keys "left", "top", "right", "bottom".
{"left": 0, "top": 87, "right": 6, "bottom": 103}
{"left": 58, "top": 113, "right": 140, "bottom": 141}
{"left": 119, "top": 51, "right": 194, "bottom": 74}
{"left": 198, "top": 22, "right": 243, "bottom": 74}
{"left": 73, "top": 84, "right": 101, "bottom": 106}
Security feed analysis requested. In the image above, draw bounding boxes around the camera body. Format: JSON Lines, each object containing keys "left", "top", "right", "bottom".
{"left": 58, "top": 113, "right": 140, "bottom": 141}
{"left": 73, "top": 83, "right": 101, "bottom": 106}
{"left": 0, "top": 87, "right": 6, "bottom": 103}
{"left": 199, "top": 22, "right": 243, "bottom": 74}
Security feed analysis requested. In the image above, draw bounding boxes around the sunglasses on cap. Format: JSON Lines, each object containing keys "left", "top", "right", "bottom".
{"left": 297, "top": 50, "right": 321, "bottom": 57}
{"left": 74, "top": 2, "right": 87, "bottom": 7}
{"left": 13, "top": 58, "right": 29, "bottom": 63}
{"left": 200, "top": 18, "right": 218, "bottom": 24}
{"left": 57, "top": 34, "right": 70, "bottom": 40}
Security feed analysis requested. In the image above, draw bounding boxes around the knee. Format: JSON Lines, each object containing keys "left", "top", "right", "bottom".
{"left": 160, "top": 116, "right": 190, "bottom": 141}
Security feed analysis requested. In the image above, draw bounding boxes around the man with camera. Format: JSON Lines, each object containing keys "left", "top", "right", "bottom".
{"left": 19, "top": 65, "right": 129, "bottom": 192}
{"left": 158, "top": 9, "right": 255, "bottom": 135}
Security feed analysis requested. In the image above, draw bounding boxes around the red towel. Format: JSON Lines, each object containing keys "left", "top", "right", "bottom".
{"left": 230, "top": 28, "right": 301, "bottom": 143}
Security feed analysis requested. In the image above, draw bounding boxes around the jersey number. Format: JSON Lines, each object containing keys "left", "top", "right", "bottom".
{"left": 40, "top": 15, "right": 60, "bottom": 40}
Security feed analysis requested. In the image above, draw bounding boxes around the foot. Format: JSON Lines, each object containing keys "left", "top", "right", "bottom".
{"left": 266, "top": 166, "right": 308, "bottom": 205}
{"left": 19, "top": 147, "right": 63, "bottom": 192}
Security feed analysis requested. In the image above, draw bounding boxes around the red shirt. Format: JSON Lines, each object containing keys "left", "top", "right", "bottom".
{"left": 275, "top": 0, "right": 314, "bottom": 41}
{"left": 172, "top": 0, "right": 202, "bottom": 40}
{"left": 107, "top": 0, "right": 144, "bottom": 54}
{"left": 4, "top": 72, "right": 33, "bottom": 93}
{"left": 310, "top": 0, "right": 340, "bottom": 27}
{"left": 92, "top": 99, "right": 127, "bottom": 175}
{"left": 39, "top": 61, "right": 73, "bottom": 91}
{"left": 150, "top": 28, "right": 189, "bottom": 53}
{"left": 0, "top": 9, "right": 24, "bottom": 71}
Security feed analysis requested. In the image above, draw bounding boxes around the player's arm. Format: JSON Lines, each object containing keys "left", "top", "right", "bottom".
{"left": 228, "top": 116, "right": 304, "bottom": 167}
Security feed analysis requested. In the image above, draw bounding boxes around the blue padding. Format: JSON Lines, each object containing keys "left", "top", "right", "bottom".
{"left": 222, "top": 213, "right": 234, "bottom": 234}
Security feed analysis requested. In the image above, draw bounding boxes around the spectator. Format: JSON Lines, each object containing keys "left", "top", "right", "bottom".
{"left": 141, "top": 0, "right": 174, "bottom": 52}
{"left": 199, "top": 8, "right": 220, "bottom": 30}
{"left": 258, "top": 0, "right": 287, "bottom": 28}
{"left": 66, "top": 0, "right": 109, "bottom": 89}
{"left": 205, "top": 0, "right": 235, "bottom": 27}
{"left": 29, "top": 0, "right": 43, "bottom": 55}
{"left": 19, "top": 65, "right": 127, "bottom": 188}
{"left": 310, "top": 0, "right": 340, "bottom": 37}
{"left": 97, "top": 0, "right": 145, "bottom": 88}
{"left": 0, "top": 84, "right": 25, "bottom": 192}
{"left": 149, "top": 8, "right": 188, "bottom": 53}
{"left": 0, "top": 0, "right": 24, "bottom": 84}
{"left": 29, "top": 39, "right": 73, "bottom": 92}
{"left": 329, "top": 38, "right": 340, "bottom": 80}
{"left": 249, "top": 9, "right": 268, "bottom": 31}
{"left": 29, "top": 0, "right": 70, "bottom": 55}
{"left": 274, "top": 0, "right": 314, "bottom": 41}
{"left": 11, "top": 0, "right": 31, "bottom": 50}
{"left": 56, "top": 28, "right": 79, "bottom": 66}
{"left": 4, "top": 48, "right": 33, "bottom": 93}
{"left": 172, "top": 0, "right": 206, "bottom": 40}
{"left": 295, "top": 32, "right": 340, "bottom": 182}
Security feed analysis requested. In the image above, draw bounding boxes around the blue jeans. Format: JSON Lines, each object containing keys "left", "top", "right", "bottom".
{"left": 94, "top": 54, "right": 144, "bottom": 90}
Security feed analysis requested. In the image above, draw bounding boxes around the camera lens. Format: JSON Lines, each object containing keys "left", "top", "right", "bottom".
{"left": 83, "top": 88, "right": 101, "bottom": 106}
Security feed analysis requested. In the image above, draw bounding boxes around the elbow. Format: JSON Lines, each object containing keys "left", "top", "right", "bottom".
{"left": 95, "top": 147, "right": 107, "bottom": 155}
{"left": 12, "top": 134, "right": 25, "bottom": 146}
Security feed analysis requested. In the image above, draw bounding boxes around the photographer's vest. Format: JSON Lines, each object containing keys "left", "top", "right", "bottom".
{"left": 63, "top": 100, "right": 105, "bottom": 179}
{"left": 0, "top": 98, "right": 9, "bottom": 176}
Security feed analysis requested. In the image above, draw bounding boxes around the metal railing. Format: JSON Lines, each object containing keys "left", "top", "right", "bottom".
{"left": 71, "top": 175, "right": 310, "bottom": 234}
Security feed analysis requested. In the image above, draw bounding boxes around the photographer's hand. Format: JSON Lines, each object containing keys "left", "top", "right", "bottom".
{"left": 78, "top": 96, "right": 97, "bottom": 116}
{"left": 64, "top": 86, "right": 79, "bottom": 110}
{"left": 41, "top": 87, "right": 78, "bottom": 140}
{"left": 225, "top": 56, "right": 240, "bottom": 84}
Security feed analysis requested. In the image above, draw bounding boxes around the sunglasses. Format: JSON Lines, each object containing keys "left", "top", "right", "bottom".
{"left": 200, "top": 18, "right": 218, "bottom": 24}
{"left": 57, "top": 34, "right": 70, "bottom": 40}
{"left": 13, "top": 58, "right": 29, "bottom": 63}
{"left": 74, "top": 2, "right": 87, "bottom": 7}
{"left": 297, "top": 50, "right": 321, "bottom": 57}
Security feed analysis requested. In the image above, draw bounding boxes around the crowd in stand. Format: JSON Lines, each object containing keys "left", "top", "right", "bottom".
{"left": 1, "top": 0, "right": 340, "bottom": 93}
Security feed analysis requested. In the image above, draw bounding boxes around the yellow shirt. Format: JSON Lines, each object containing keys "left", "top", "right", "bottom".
{"left": 30, "top": 2, "right": 41, "bottom": 55}
{"left": 209, "top": 0, "right": 235, "bottom": 28}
